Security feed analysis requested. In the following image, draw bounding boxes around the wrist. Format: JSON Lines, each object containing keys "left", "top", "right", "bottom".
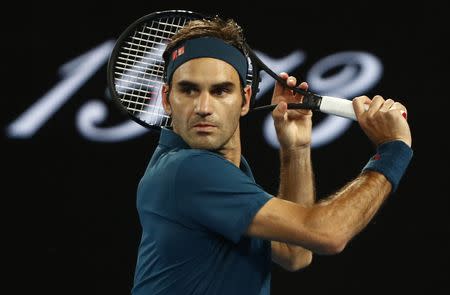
{"left": 362, "top": 140, "right": 413, "bottom": 193}
{"left": 280, "top": 145, "right": 311, "bottom": 165}
{"left": 280, "top": 144, "right": 311, "bottom": 155}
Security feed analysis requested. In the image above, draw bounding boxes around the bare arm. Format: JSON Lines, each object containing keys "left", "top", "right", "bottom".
{"left": 247, "top": 92, "right": 411, "bottom": 255}
{"left": 264, "top": 73, "right": 315, "bottom": 271}
{"left": 267, "top": 75, "right": 315, "bottom": 270}
{"left": 278, "top": 148, "right": 315, "bottom": 206}
{"left": 271, "top": 147, "right": 314, "bottom": 271}
{"left": 248, "top": 170, "right": 391, "bottom": 255}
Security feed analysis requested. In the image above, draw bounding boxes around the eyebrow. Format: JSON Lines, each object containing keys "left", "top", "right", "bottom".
{"left": 176, "top": 80, "right": 236, "bottom": 90}
{"left": 176, "top": 80, "right": 198, "bottom": 89}
{"left": 211, "top": 82, "right": 236, "bottom": 91}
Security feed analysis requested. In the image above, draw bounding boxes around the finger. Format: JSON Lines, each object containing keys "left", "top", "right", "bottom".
{"left": 353, "top": 96, "right": 371, "bottom": 119}
{"left": 286, "top": 76, "right": 297, "bottom": 87}
{"left": 367, "top": 95, "right": 385, "bottom": 116}
{"left": 298, "top": 81, "right": 308, "bottom": 91}
{"left": 272, "top": 72, "right": 289, "bottom": 98}
{"left": 379, "top": 98, "right": 395, "bottom": 112}
{"left": 391, "top": 102, "right": 408, "bottom": 120}
{"left": 402, "top": 111, "right": 408, "bottom": 120}
{"left": 283, "top": 76, "right": 297, "bottom": 98}
{"left": 391, "top": 101, "right": 407, "bottom": 111}
{"left": 287, "top": 108, "right": 313, "bottom": 118}
{"left": 272, "top": 101, "right": 288, "bottom": 123}
{"left": 295, "top": 82, "right": 309, "bottom": 103}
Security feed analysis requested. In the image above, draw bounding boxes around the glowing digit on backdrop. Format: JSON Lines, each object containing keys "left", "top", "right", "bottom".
{"left": 76, "top": 99, "right": 148, "bottom": 142}
{"left": 7, "top": 41, "right": 115, "bottom": 138}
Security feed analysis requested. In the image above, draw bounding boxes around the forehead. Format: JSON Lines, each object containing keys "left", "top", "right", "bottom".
{"left": 172, "top": 58, "right": 240, "bottom": 85}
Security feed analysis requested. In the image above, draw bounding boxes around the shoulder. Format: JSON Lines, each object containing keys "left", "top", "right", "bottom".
{"left": 170, "top": 149, "right": 232, "bottom": 170}
{"left": 148, "top": 148, "right": 233, "bottom": 183}
{"left": 176, "top": 149, "right": 238, "bottom": 178}
{"left": 168, "top": 149, "right": 252, "bottom": 189}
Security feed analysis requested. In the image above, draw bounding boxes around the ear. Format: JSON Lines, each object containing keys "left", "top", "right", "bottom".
{"left": 161, "top": 84, "right": 172, "bottom": 115}
{"left": 240, "top": 85, "right": 252, "bottom": 116}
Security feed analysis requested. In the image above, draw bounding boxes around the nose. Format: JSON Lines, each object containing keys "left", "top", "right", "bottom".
{"left": 195, "top": 91, "right": 213, "bottom": 117}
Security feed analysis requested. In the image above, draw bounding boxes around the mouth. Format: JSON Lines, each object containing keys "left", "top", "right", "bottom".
{"left": 192, "top": 122, "right": 216, "bottom": 132}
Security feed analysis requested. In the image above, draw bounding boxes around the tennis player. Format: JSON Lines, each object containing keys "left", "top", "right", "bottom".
{"left": 131, "top": 17, "right": 413, "bottom": 295}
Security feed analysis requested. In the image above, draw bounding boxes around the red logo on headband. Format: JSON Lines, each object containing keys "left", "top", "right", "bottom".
{"left": 171, "top": 46, "right": 185, "bottom": 61}
{"left": 178, "top": 46, "right": 185, "bottom": 56}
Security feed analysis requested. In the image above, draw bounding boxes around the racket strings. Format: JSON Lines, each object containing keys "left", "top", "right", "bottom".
{"left": 113, "top": 16, "right": 192, "bottom": 127}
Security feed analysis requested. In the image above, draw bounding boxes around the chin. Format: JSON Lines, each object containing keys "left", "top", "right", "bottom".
{"left": 187, "top": 136, "right": 222, "bottom": 151}
{"left": 189, "top": 141, "right": 221, "bottom": 151}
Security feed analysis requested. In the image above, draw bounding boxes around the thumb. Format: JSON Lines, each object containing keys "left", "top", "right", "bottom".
{"left": 272, "top": 101, "right": 287, "bottom": 122}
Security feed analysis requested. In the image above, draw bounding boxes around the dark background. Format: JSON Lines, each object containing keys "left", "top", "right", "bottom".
{"left": 5, "top": 1, "right": 449, "bottom": 294}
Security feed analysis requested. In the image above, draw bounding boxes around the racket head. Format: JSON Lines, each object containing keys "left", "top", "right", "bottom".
{"left": 107, "top": 10, "right": 261, "bottom": 130}
{"left": 107, "top": 10, "right": 206, "bottom": 130}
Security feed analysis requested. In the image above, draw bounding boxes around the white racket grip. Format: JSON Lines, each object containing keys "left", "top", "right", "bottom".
{"left": 319, "top": 96, "right": 358, "bottom": 121}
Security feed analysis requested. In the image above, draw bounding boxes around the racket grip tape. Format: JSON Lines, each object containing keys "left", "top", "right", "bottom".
{"left": 319, "top": 96, "right": 407, "bottom": 121}
{"left": 319, "top": 96, "right": 358, "bottom": 120}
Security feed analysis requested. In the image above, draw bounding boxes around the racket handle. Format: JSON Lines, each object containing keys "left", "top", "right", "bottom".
{"left": 252, "top": 95, "right": 371, "bottom": 121}
{"left": 319, "top": 96, "right": 358, "bottom": 121}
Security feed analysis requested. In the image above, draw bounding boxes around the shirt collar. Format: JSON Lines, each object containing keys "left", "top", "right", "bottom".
{"left": 159, "top": 127, "right": 190, "bottom": 149}
{"left": 158, "top": 127, "right": 254, "bottom": 179}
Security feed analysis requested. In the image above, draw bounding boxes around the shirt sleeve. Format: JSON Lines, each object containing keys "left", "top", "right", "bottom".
{"left": 174, "top": 151, "right": 272, "bottom": 243}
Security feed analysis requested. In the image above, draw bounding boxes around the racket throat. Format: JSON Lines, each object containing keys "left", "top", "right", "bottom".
{"left": 251, "top": 92, "right": 322, "bottom": 112}
{"left": 295, "top": 92, "right": 322, "bottom": 110}
{"left": 284, "top": 92, "right": 322, "bottom": 110}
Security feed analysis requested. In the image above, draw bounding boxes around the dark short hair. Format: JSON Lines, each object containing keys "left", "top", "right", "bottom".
{"left": 162, "top": 16, "right": 247, "bottom": 81}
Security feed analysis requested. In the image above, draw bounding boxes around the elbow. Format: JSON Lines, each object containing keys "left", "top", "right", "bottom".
{"left": 319, "top": 235, "right": 348, "bottom": 255}
{"left": 303, "top": 208, "right": 350, "bottom": 255}
{"left": 287, "top": 250, "right": 313, "bottom": 272}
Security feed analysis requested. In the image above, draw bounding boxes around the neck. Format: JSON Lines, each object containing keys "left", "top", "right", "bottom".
{"left": 218, "top": 125, "right": 241, "bottom": 167}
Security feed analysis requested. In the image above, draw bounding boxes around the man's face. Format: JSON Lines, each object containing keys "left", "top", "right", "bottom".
{"left": 162, "top": 58, "right": 250, "bottom": 151}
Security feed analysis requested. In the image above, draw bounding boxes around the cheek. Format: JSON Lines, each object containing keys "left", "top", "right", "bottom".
{"left": 172, "top": 110, "right": 189, "bottom": 125}
{"left": 170, "top": 105, "right": 190, "bottom": 129}
{"left": 221, "top": 101, "right": 243, "bottom": 127}
{"left": 171, "top": 98, "right": 189, "bottom": 115}
{"left": 224, "top": 94, "right": 244, "bottom": 110}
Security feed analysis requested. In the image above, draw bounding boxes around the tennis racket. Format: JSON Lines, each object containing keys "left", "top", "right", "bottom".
{"left": 107, "top": 9, "right": 360, "bottom": 131}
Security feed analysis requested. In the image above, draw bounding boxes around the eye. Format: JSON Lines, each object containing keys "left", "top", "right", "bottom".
{"left": 212, "top": 86, "right": 231, "bottom": 96}
{"left": 180, "top": 86, "right": 198, "bottom": 96}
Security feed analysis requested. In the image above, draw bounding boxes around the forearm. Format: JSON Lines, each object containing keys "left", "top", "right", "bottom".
{"left": 308, "top": 170, "right": 391, "bottom": 250}
{"left": 278, "top": 147, "right": 315, "bottom": 205}
{"left": 278, "top": 146, "right": 315, "bottom": 265}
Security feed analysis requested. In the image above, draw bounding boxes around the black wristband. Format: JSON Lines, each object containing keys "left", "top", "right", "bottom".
{"left": 362, "top": 140, "right": 413, "bottom": 193}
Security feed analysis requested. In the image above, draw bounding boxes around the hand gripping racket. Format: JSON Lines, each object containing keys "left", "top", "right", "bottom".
{"left": 107, "top": 9, "right": 360, "bottom": 131}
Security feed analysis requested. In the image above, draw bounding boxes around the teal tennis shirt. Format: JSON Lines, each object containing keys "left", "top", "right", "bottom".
{"left": 132, "top": 128, "right": 273, "bottom": 295}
